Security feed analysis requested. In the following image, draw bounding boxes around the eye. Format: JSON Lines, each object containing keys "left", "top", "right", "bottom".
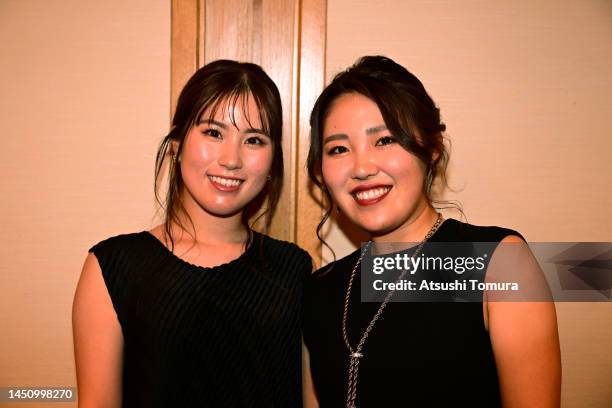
{"left": 326, "top": 145, "right": 349, "bottom": 155}
{"left": 202, "top": 128, "right": 222, "bottom": 138}
{"left": 245, "top": 136, "right": 267, "bottom": 146}
{"left": 375, "top": 136, "right": 397, "bottom": 146}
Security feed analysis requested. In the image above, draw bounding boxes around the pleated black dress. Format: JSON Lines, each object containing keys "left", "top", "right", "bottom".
{"left": 91, "top": 231, "right": 311, "bottom": 407}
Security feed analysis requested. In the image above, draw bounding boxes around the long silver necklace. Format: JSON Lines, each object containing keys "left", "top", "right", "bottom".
{"left": 342, "top": 213, "right": 443, "bottom": 408}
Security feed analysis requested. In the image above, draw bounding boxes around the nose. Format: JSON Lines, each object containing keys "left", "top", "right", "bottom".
{"left": 218, "top": 140, "right": 243, "bottom": 170}
{"left": 351, "top": 150, "right": 378, "bottom": 180}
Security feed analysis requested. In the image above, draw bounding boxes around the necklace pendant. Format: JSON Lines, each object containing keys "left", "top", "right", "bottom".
{"left": 350, "top": 352, "right": 363, "bottom": 358}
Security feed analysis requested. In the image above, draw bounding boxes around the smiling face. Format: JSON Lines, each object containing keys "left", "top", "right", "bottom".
{"left": 322, "top": 92, "right": 431, "bottom": 239}
{"left": 177, "top": 93, "right": 273, "bottom": 219}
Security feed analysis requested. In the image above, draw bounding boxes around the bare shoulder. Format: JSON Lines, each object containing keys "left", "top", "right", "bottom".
{"left": 74, "top": 253, "right": 109, "bottom": 305}
{"left": 485, "top": 236, "right": 561, "bottom": 407}
{"left": 73, "top": 252, "right": 120, "bottom": 344}
{"left": 73, "top": 252, "right": 123, "bottom": 407}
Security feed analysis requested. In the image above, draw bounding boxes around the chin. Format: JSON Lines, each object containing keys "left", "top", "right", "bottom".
{"left": 205, "top": 207, "right": 244, "bottom": 218}
{"left": 198, "top": 199, "right": 247, "bottom": 218}
{"left": 349, "top": 217, "right": 396, "bottom": 237}
{"left": 364, "top": 225, "right": 396, "bottom": 238}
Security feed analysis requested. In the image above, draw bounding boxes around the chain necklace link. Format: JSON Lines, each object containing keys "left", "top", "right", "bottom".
{"left": 342, "top": 213, "right": 443, "bottom": 408}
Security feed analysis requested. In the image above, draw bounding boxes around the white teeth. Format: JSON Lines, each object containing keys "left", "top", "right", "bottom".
{"left": 355, "top": 187, "right": 390, "bottom": 201}
{"left": 210, "top": 176, "right": 242, "bottom": 187}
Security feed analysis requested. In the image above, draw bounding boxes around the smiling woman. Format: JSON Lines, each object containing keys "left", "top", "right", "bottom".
{"left": 303, "top": 56, "right": 561, "bottom": 408}
{"left": 155, "top": 60, "right": 285, "bottom": 251}
{"left": 72, "top": 60, "right": 312, "bottom": 407}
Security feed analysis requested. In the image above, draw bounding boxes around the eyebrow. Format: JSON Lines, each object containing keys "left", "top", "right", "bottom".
{"left": 323, "top": 133, "right": 348, "bottom": 144}
{"left": 323, "top": 125, "right": 388, "bottom": 145}
{"left": 198, "top": 119, "right": 227, "bottom": 128}
{"left": 244, "top": 128, "right": 268, "bottom": 136}
{"left": 198, "top": 119, "right": 268, "bottom": 136}
{"left": 366, "top": 124, "right": 387, "bottom": 134}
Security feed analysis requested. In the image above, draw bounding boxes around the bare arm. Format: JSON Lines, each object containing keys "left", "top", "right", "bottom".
{"left": 302, "top": 340, "right": 319, "bottom": 408}
{"left": 487, "top": 236, "right": 561, "bottom": 408}
{"left": 72, "top": 252, "right": 123, "bottom": 408}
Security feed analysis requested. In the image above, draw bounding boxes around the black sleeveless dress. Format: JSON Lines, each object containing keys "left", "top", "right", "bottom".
{"left": 303, "top": 219, "right": 522, "bottom": 407}
{"left": 90, "top": 231, "right": 312, "bottom": 407}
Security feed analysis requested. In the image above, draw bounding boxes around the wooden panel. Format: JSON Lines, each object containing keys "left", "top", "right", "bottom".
{"left": 296, "top": 0, "right": 326, "bottom": 266}
{"left": 204, "top": 0, "right": 260, "bottom": 63}
{"left": 254, "top": 0, "right": 298, "bottom": 242}
{"left": 170, "top": 0, "right": 202, "bottom": 116}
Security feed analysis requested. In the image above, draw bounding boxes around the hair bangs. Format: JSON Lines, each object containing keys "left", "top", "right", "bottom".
{"left": 194, "top": 85, "right": 272, "bottom": 139}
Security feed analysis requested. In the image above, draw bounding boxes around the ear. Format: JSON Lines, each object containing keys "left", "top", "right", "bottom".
{"left": 431, "top": 143, "right": 442, "bottom": 164}
{"left": 170, "top": 139, "right": 179, "bottom": 156}
{"left": 432, "top": 150, "right": 440, "bottom": 164}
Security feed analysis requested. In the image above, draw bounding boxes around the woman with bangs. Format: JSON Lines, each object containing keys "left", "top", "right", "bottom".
{"left": 302, "top": 56, "right": 561, "bottom": 407}
{"left": 73, "top": 60, "right": 311, "bottom": 407}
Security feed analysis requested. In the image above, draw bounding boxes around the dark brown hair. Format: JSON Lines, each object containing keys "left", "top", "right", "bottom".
{"left": 307, "top": 55, "right": 451, "bottom": 245}
{"left": 154, "top": 59, "right": 283, "bottom": 249}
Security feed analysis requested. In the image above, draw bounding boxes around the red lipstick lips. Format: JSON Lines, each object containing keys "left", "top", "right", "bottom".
{"left": 350, "top": 184, "right": 392, "bottom": 206}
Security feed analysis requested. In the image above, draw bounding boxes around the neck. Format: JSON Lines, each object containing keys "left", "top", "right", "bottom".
{"left": 171, "top": 192, "right": 249, "bottom": 246}
{"left": 371, "top": 204, "right": 440, "bottom": 244}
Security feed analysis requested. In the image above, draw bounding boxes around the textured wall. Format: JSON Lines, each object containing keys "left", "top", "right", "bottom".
{"left": 0, "top": 1, "right": 170, "bottom": 406}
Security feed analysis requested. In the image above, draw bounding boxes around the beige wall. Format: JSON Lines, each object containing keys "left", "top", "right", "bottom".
{"left": 325, "top": 0, "right": 612, "bottom": 407}
{"left": 0, "top": 0, "right": 170, "bottom": 406}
